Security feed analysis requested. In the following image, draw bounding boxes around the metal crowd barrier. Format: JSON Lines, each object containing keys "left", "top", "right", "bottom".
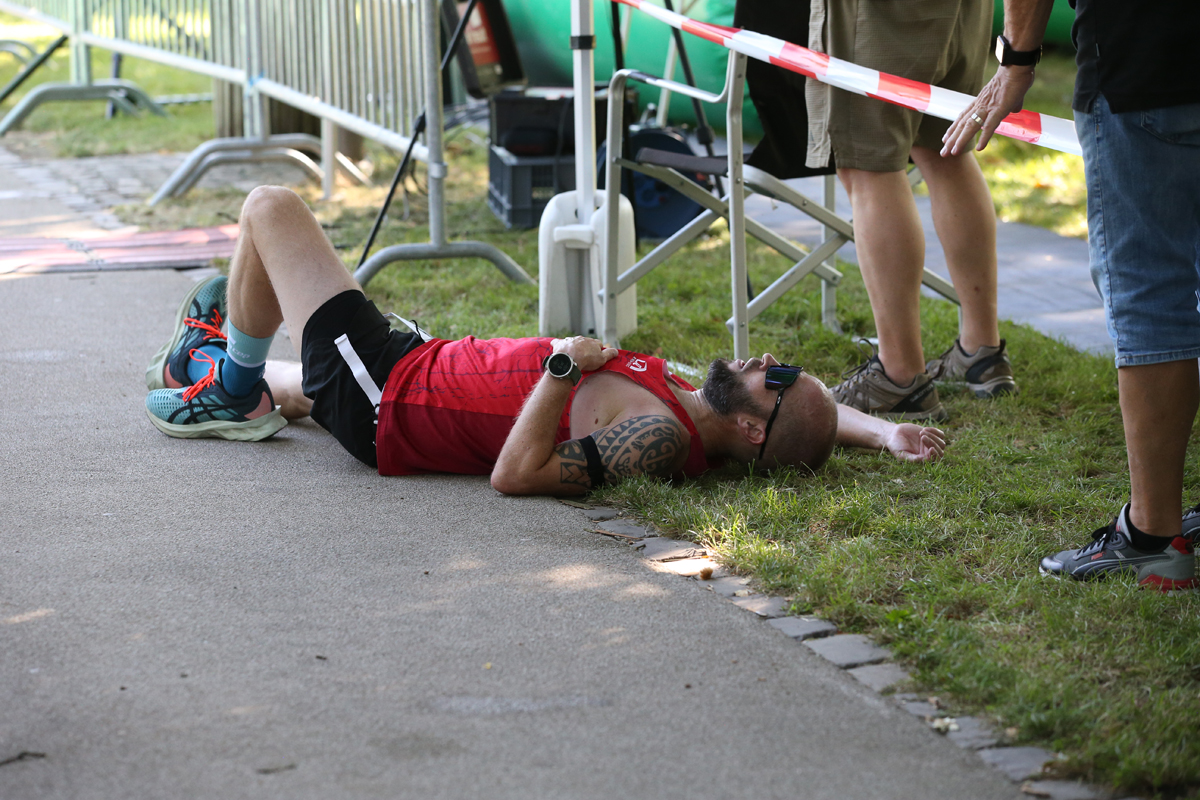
{"left": 0, "top": 0, "right": 532, "bottom": 285}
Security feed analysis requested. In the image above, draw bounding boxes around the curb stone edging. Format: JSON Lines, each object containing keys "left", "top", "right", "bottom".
{"left": 572, "top": 506, "right": 1124, "bottom": 800}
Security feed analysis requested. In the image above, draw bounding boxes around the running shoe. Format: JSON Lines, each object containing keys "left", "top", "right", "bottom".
{"left": 145, "top": 352, "right": 286, "bottom": 441}
{"left": 830, "top": 354, "right": 947, "bottom": 421}
{"left": 1039, "top": 504, "right": 1197, "bottom": 591}
{"left": 926, "top": 338, "right": 1019, "bottom": 398}
{"left": 146, "top": 275, "right": 229, "bottom": 391}
{"left": 1181, "top": 503, "right": 1200, "bottom": 544}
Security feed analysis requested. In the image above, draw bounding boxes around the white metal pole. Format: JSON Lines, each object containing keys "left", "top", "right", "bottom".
{"left": 571, "top": 0, "right": 596, "bottom": 225}
{"left": 821, "top": 173, "right": 840, "bottom": 331}
{"left": 320, "top": 0, "right": 336, "bottom": 200}
{"left": 243, "top": 0, "right": 265, "bottom": 139}
{"left": 726, "top": 53, "right": 749, "bottom": 360}
{"left": 603, "top": 71, "right": 628, "bottom": 348}
{"left": 424, "top": 0, "right": 446, "bottom": 247}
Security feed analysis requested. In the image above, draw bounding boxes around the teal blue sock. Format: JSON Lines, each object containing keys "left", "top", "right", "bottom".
{"left": 187, "top": 343, "right": 229, "bottom": 385}
{"left": 222, "top": 321, "right": 273, "bottom": 397}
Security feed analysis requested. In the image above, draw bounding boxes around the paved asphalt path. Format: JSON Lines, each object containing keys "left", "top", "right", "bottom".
{"left": 0, "top": 267, "right": 1022, "bottom": 799}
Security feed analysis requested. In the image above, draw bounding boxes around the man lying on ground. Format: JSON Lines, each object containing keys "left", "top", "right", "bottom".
{"left": 144, "top": 186, "right": 946, "bottom": 495}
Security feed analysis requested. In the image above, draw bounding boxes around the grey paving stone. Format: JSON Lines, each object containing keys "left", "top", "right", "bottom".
{"left": 978, "top": 746, "right": 1056, "bottom": 781}
{"left": 703, "top": 575, "right": 750, "bottom": 597}
{"left": 900, "top": 700, "right": 941, "bottom": 718}
{"left": 730, "top": 594, "right": 788, "bottom": 617}
{"left": 598, "top": 520, "right": 649, "bottom": 539}
{"left": 583, "top": 507, "right": 619, "bottom": 521}
{"left": 803, "top": 634, "right": 891, "bottom": 668}
{"left": 947, "top": 716, "right": 999, "bottom": 750}
{"left": 637, "top": 537, "right": 706, "bottom": 561}
{"left": 846, "top": 662, "right": 910, "bottom": 692}
{"left": 767, "top": 615, "right": 837, "bottom": 641}
{"left": 1018, "top": 780, "right": 1101, "bottom": 800}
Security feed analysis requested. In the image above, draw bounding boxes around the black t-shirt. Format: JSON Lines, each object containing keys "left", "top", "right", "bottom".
{"left": 1071, "top": 0, "right": 1200, "bottom": 113}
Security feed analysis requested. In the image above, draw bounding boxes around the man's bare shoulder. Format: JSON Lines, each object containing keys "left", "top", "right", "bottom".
{"left": 568, "top": 370, "right": 684, "bottom": 435}
{"left": 566, "top": 373, "right": 690, "bottom": 480}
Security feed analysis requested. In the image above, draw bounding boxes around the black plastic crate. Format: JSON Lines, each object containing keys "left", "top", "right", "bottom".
{"left": 489, "top": 86, "right": 638, "bottom": 156}
{"left": 487, "top": 144, "right": 576, "bottom": 229}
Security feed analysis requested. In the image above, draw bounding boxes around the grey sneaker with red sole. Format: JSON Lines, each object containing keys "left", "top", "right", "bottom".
{"left": 1040, "top": 504, "right": 1197, "bottom": 591}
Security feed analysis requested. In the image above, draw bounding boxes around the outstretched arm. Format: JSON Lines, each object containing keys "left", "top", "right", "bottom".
{"left": 490, "top": 337, "right": 688, "bottom": 496}
{"left": 941, "top": 0, "right": 1054, "bottom": 155}
{"left": 836, "top": 404, "right": 947, "bottom": 463}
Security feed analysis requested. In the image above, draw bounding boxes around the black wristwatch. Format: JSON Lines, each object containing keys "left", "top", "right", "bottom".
{"left": 543, "top": 352, "right": 582, "bottom": 386}
{"left": 995, "top": 34, "right": 1041, "bottom": 67}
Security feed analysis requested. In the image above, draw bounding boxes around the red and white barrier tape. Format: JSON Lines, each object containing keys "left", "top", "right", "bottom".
{"left": 616, "top": 0, "right": 1081, "bottom": 156}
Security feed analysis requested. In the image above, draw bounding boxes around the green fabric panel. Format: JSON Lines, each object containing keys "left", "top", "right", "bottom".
{"left": 503, "top": 0, "right": 763, "bottom": 138}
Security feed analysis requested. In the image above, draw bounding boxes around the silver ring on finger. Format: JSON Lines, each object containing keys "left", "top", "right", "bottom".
{"left": 970, "top": 112, "right": 984, "bottom": 125}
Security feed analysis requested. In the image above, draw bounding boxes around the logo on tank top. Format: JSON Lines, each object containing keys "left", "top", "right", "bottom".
{"left": 626, "top": 356, "right": 648, "bottom": 372}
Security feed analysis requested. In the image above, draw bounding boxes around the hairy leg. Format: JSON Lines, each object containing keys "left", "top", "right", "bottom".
{"left": 911, "top": 145, "right": 999, "bottom": 353}
{"left": 226, "top": 185, "right": 359, "bottom": 342}
{"left": 838, "top": 166, "right": 926, "bottom": 385}
{"left": 1120, "top": 359, "right": 1199, "bottom": 538}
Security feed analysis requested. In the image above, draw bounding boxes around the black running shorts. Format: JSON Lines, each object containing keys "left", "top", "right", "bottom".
{"left": 300, "top": 290, "right": 425, "bottom": 468}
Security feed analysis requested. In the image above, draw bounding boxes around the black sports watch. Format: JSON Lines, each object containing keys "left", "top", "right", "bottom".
{"left": 995, "top": 34, "right": 1041, "bottom": 67}
{"left": 543, "top": 352, "right": 582, "bottom": 386}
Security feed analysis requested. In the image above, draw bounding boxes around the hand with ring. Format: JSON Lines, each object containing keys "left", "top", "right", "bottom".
{"left": 941, "top": 64, "right": 1037, "bottom": 156}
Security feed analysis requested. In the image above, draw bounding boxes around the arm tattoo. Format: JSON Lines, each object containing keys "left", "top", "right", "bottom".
{"left": 557, "top": 439, "right": 592, "bottom": 488}
{"left": 556, "top": 415, "right": 685, "bottom": 488}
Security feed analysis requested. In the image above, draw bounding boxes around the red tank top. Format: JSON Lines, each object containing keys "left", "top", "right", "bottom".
{"left": 374, "top": 337, "right": 720, "bottom": 479}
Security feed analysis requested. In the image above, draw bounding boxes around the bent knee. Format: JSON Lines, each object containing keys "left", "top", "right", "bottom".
{"left": 242, "top": 185, "right": 309, "bottom": 225}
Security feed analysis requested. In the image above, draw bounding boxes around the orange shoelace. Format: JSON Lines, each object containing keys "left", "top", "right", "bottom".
{"left": 182, "top": 350, "right": 218, "bottom": 402}
{"left": 184, "top": 309, "right": 227, "bottom": 342}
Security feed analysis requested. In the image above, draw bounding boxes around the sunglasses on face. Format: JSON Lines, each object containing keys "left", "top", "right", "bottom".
{"left": 759, "top": 363, "right": 804, "bottom": 462}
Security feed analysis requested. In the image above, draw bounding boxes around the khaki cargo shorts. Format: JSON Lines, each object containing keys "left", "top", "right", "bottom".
{"left": 805, "top": 0, "right": 991, "bottom": 172}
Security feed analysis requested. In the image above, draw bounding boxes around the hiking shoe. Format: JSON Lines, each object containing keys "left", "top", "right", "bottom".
{"left": 146, "top": 275, "right": 229, "bottom": 391}
{"left": 1039, "top": 504, "right": 1197, "bottom": 591}
{"left": 830, "top": 355, "right": 947, "bottom": 421}
{"left": 145, "top": 353, "right": 286, "bottom": 441}
{"left": 926, "top": 338, "right": 1018, "bottom": 398}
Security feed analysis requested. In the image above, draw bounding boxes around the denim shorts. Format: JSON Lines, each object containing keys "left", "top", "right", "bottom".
{"left": 1076, "top": 95, "right": 1200, "bottom": 367}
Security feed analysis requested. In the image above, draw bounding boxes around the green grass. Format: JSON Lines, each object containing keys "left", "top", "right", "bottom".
{"left": 0, "top": 13, "right": 214, "bottom": 157}
{"left": 4, "top": 16, "right": 1194, "bottom": 796}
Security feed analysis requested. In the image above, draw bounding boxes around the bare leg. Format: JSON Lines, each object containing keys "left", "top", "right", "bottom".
{"left": 226, "top": 185, "right": 359, "bottom": 343}
{"left": 838, "top": 167, "right": 926, "bottom": 385}
{"left": 1121, "top": 359, "right": 1199, "bottom": 538}
{"left": 911, "top": 146, "right": 999, "bottom": 353}
{"left": 264, "top": 360, "right": 312, "bottom": 419}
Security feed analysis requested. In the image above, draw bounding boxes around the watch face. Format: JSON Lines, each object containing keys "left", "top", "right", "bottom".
{"left": 995, "top": 35, "right": 1005, "bottom": 63}
{"left": 547, "top": 352, "right": 573, "bottom": 377}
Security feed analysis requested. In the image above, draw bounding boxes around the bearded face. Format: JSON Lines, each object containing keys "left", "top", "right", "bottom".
{"left": 701, "top": 359, "right": 761, "bottom": 417}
